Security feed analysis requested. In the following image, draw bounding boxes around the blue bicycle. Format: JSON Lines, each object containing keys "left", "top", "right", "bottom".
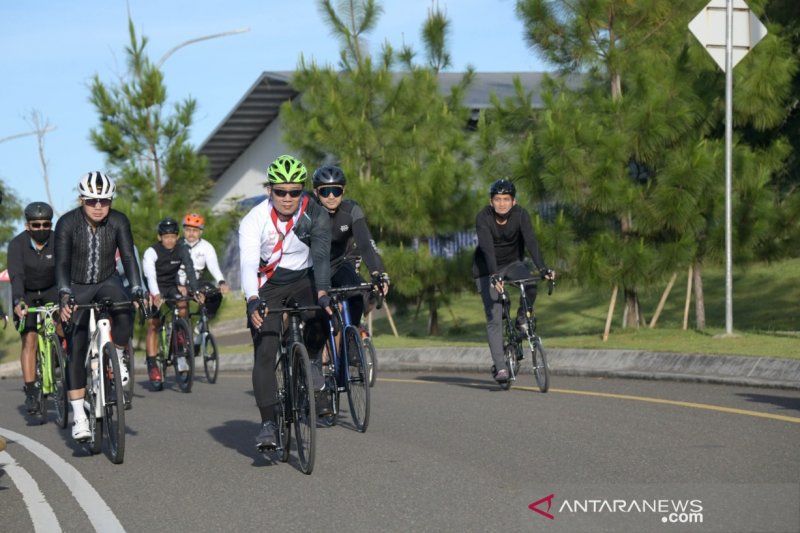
{"left": 320, "top": 283, "right": 374, "bottom": 432}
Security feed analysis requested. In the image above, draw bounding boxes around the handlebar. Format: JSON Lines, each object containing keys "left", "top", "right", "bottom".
{"left": 491, "top": 276, "right": 556, "bottom": 296}
{"left": 328, "top": 281, "right": 385, "bottom": 309}
{"left": 16, "top": 303, "right": 61, "bottom": 333}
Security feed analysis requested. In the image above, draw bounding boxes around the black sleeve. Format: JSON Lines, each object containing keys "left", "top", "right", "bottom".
{"left": 309, "top": 202, "right": 332, "bottom": 291}
{"left": 178, "top": 243, "right": 200, "bottom": 292}
{"left": 520, "top": 209, "right": 547, "bottom": 272}
{"left": 7, "top": 235, "right": 26, "bottom": 302}
{"left": 349, "top": 203, "right": 385, "bottom": 274}
{"left": 54, "top": 214, "right": 73, "bottom": 293}
{"left": 475, "top": 210, "right": 499, "bottom": 275}
{"left": 115, "top": 213, "right": 142, "bottom": 290}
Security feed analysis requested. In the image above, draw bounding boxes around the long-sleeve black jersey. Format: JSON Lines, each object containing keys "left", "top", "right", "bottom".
{"left": 327, "top": 199, "right": 384, "bottom": 274}
{"left": 54, "top": 207, "right": 142, "bottom": 291}
{"left": 8, "top": 231, "right": 56, "bottom": 302}
{"left": 472, "top": 204, "right": 548, "bottom": 278}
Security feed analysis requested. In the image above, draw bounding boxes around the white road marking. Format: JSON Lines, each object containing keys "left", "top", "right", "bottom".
{"left": 0, "top": 450, "right": 61, "bottom": 532}
{"left": 0, "top": 427, "right": 125, "bottom": 532}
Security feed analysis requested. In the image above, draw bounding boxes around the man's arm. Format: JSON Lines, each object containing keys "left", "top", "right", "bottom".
{"left": 7, "top": 237, "right": 26, "bottom": 304}
{"left": 116, "top": 214, "right": 143, "bottom": 292}
{"left": 349, "top": 204, "right": 385, "bottom": 275}
{"left": 142, "top": 247, "right": 160, "bottom": 297}
{"left": 308, "top": 203, "right": 332, "bottom": 292}
{"left": 475, "top": 211, "right": 499, "bottom": 275}
{"left": 53, "top": 214, "right": 73, "bottom": 294}
{"left": 238, "top": 209, "right": 263, "bottom": 301}
{"left": 202, "top": 240, "right": 226, "bottom": 285}
{"left": 178, "top": 243, "right": 200, "bottom": 293}
{"left": 519, "top": 209, "right": 548, "bottom": 273}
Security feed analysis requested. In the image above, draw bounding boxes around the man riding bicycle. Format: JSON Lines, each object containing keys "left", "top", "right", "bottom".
{"left": 473, "top": 179, "right": 555, "bottom": 383}
{"left": 311, "top": 165, "right": 390, "bottom": 330}
{"left": 238, "top": 154, "right": 332, "bottom": 450}
{"left": 9, "top": 202, "right": 61, "bottom": 415}
{"left": 178, "top": 212, "right": 229, "bottom": 320}
{"left": 142, "top": 217, "right": 204, "bottom": 389}
{"left": 56, "top": 172, "right": 144, "bottom": 441}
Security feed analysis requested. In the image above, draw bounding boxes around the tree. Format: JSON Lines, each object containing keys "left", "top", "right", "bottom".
{"left": 281, "top": 0, "right": 480, "bottom": 335}
{"left": 88, "top": 18, "right": 218, "bottom": 250}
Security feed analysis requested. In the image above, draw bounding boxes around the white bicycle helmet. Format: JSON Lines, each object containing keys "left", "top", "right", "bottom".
{"left": 78, "top": 171, "right": 116, "bottom": 199}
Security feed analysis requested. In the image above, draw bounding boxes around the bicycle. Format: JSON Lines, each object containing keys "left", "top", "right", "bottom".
{"left": 18, "top": 303, "right": 68, "bottom": 427}
{"left": 359, "top": 280, "right": 385, "bottom": 388}
{"left": 67, "top": 298, "right": 138, "bottom": 464}
{"left": 188, "top": 287, "right": 220, "bottom": 384}
{"left": 152, "top": 296, "right": 195, "bottom": 393}
{"left": 493, "top": 276, "right": 554, "bottom": 392}
{"left": 257, "top": 299, "right": 317, "bottom": 475}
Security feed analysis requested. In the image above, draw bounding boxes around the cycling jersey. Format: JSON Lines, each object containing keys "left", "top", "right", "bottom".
{"left": 178, "top": 238, "right": 225, "bottom": 285}
{"left": 142, "top": 241, "right": 199, "bottom": 296}
{"left": 324, "top": 199, "right": 385, "bottom": 275}
{"left": 8, "top": 231, "right": 56, "bottom": 304}
{"left": 473, "top": 204, "right": 547, "bottom": 278}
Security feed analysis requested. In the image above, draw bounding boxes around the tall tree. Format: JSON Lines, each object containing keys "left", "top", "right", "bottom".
{"left": 281, "top": 0, "right": 480, "bottom": 335}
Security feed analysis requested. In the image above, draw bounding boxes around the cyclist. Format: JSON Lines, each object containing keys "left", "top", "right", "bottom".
{"left": 178, "top": 212, "right": 228, "bottom": 321}
{"left": 56, "top": 172, "right": 144, "bottom": 441}
{"left": 141, "top": 217, "right": 204, "bottom": 389}
{"left": 473, "top": 179, "right": 555, "bottom": 383}
{"left": 8, "top": 202, "right": 60, "bottom": 415}
{"left": 311, "top": 165, "right": 390, "bottom": 330}
{"left": 238, "top": 154, "right": 332, "bottom": 450}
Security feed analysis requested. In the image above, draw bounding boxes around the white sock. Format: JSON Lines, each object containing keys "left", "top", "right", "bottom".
{"left": 116, "top": 346, "right": 125, "bottom": 359}
{"left": 71, "top": 399, "right": 87, "bottom": 421}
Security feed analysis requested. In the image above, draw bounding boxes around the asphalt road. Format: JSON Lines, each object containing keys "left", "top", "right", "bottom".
{"left": 1, "top": 371, "right": 798, "bottom": 532}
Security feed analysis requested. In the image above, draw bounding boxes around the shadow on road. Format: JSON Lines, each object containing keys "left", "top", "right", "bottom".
{"left": 415, "top": 374, "right": 505, "bottom": 392}
{"left": 208, "top": 419, "right": 261, "bottom": 462}
{"left": 736, "top": 393, "right": 800, "bottom": 413}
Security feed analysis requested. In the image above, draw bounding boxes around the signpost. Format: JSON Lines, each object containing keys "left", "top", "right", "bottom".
{"left": 689, "top": 0, "right": 767, "bottom": 335}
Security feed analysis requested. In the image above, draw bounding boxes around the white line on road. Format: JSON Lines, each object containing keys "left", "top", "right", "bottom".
{"left": 0, "top": 450, "right": 61, "bottom": 532}
{"left": 0, "top": 427, "right": 125, "bottom": 532}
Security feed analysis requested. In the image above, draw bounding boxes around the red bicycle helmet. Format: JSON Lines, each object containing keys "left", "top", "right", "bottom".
{"left": 183, "top": 213, "right": 205, "bottom": 229}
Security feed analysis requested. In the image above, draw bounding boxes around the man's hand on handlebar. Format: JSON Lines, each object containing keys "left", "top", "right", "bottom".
{"left": 247, "top": 297, "right": 267, "bottom": 329}
{"left": 490, "top": 274, "right": 505, "bottom": 294}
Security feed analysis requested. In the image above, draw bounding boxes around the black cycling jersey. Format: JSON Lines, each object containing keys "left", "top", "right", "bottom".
{"left": 54, "top": 207, "right": 142, "bottom": 291}
{"left": 144, "top": 241, "right": 199, "bottom": 295}
{"left": 472, "top": 204, "right": 547, "bottom": 278}
{"left": 325, "top": 199, "right": 384, "bottom": 274}
{"left": 8, "top": 231, "right": 56, "bottom": 304}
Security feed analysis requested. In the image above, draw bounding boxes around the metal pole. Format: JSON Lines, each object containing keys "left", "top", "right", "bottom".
{"left": 724, "top": 0, "right": 734, "bottom": 335}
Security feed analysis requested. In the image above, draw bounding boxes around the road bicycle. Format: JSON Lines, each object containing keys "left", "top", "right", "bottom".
{"left": 257, "top": 300, "right": 317, "bottom": 475}
{"left": 493, "top": 276, "right": 554, "bottom": 392}
{"left": 188, "top": 287, "right": 220, "bottom": 384}
{"left": 360, "top": 323, "right": 378, "bottom": 388}
{"left": 18, "top": 303, "right": 68, "bottom": 427}
{"left": 68, "top": 298, "right": 137, "bottom": 464}
{"left": 152, "top": 296, "right": 195, "bottom": 393}
{"left": 320, "top": 283, "right": 373, "bottom": 432}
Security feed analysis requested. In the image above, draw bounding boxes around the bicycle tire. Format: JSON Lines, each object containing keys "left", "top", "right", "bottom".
{"left": 123, "top": 338, "right": 135, "bottom": 409}
{"left": 171, "top": 318, "right": 194, "bottom": 393}
{"left": 275, "top": 351, "right": 290, "bottom": 463}
{"left": 35, "top": 347, "right": 47, "bottom": 425}
{"left": 87, "top": 356, "right": 103, "bottom": 455}
{"left": 363, "top": 335, "right": 378, "bottom": 388}
{"left": 51, "top": 335, "right": 69, "bottom": 429}
{"left": 320, "top": 340, "right": 338, "bottom": 427}
{"left": 102, "top": 342, "right": 126, "bottom": 464}
{"left": 202, "top": 331, "right": 219, "bottom": 384}
{"left": 344, "top": 326, "right": 370, "bottom": 432}
{"left": 291, "top": 342, "right": 316, "bottom": 475}
{"left": 530, "top": 336, "right": 550, "bottom": 393}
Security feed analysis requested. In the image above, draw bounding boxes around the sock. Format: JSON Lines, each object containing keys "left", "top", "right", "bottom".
{"left": 259, "top": 405, "right": 275, "bottom": 424}
{"left": 24, "top": 381, "right": 35, "bottom": 393}
{"left": 71, "top": 399, "right": 87, "bottom": 421}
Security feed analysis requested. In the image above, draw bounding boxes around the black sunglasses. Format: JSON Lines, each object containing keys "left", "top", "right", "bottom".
{"left": 317, "top": 186, "right": 344, "bottom": 198}
{"left": 83, "top": 197, "right": 112, "bottom": 207}
{"left": 272, "top": 189, "right": 303, "bottom": 198}
{"left": 29, "top": 221, "right": 52, "bottom": 229}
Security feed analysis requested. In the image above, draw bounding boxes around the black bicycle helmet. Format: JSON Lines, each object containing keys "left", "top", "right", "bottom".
{"left": 157, "top": 217, "right": 180, "bottom": 235}
{"left": 24, "top": 201, "right": 54, "bottom": 221}
{"left": 311, "top": 165, "right": 347, "bottom": 187}
{"left": 489, "top": 179, "right": 516, "bottom": 198}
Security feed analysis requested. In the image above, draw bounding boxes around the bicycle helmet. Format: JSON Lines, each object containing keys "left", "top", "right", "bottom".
{"left": 311, "top": 165, "right": 347, "bottom": 187}
{"left": 489, "top": 178, "right": 516, "bottom": 198}
{"left": 78, "top": 171, "right": 115, "bottom": 199}
{"left": 24, "top": 201, "right": 54, "bottom": 221}
{"left": 266, "top": 155, "right": 307, "bottom": 184}
{"left": 157, "top": 217, "right": 180, "bottom": 235}
{"left": 183, "top": 213, "right": 205, "bottom": 229}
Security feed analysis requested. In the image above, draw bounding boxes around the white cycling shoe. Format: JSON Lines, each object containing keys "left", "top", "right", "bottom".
{"left": 72, "top": 418, "right": 91, "bottom": 441}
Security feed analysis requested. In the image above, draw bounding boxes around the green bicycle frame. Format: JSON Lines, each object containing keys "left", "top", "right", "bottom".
{"left": 18, "top": 303, "right": 59, "bottom": 395}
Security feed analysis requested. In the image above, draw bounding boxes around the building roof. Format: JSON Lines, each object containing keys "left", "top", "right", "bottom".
{"left": 197, "top": 71, "right": 573, "bottom": 183}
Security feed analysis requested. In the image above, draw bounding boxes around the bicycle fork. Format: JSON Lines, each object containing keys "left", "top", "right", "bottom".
{"left": 85, "top": 310, "right": 113, "bottom": 419}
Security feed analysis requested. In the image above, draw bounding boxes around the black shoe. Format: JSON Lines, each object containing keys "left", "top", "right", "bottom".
{"left": 24, "top": 386, "right": 40, "bottom": 414}
{"left": 255, "top": 420, "right": 278, "bottom": 450}
{"left": 315, "top": 391, "right": 333, "bottom": 417}
{"left": 310, "top": 359, "right": 326, "bottom": 392}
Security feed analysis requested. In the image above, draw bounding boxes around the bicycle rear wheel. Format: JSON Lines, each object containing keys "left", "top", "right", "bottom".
{"left": 202, "top": 330, "right": 219, "bottom": 384}
{"left": 320, "top": 340, "right": 338, "bottom": 427}
{"left": 102, "top": 342, "right": 126, "bottom": 464}
{"left": 275, "top": 352, "right": 290, "bottom": 463}
{"left": 123, "top": 339, "right": 134, "bottom": 409}
{"left": 363, "top": 335, "right": 378, "bottom": 388}
{"left": 171, "top": 318, "right": 194, "bottom": 393}
{"left": 345, "top": 326, "right": 370, "bottom": 432}
{"left": 524, "top": 335, "right": 549, "bottom": 393}
{"left": 291, "top": 343, "right": 316, "bottom": 475}
{"left": 51, "top": 335, "right": 68, "bottom": 429}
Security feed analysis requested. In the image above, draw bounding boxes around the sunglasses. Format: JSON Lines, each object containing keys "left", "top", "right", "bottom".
{"left": 29, "top": 222, "right": 52, "bottom": 229}
{"left": 83, "top": 197, "right": 112, "bottom": 207}
{"left": 272, "top": 188, "right": 303, "bottom": 198}
{"left": 317, "top": 186, "right": 344, "bottom": 198}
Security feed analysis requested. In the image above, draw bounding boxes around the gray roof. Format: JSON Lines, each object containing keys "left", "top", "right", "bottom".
{"left": 198, "top": 71, "right": 575, "bottom": 183}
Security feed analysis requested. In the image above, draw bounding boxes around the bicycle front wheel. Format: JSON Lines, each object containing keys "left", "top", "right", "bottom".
{"left": 345, "top": 326, "right": 370, "bottom": 432}
{"left": 86, "top": 359, "right": 103, "bottom": 455}
{"left": 123, "top": 338, "right": 135, "bottom": 409}
{"left": 275, "top": 351, "right": 290, "bottom": 463}
{"left": 35, "top": 346, "right": 47, "bottom": 425}
{"left": 526, "top": 335, "right": 550, "bottom": 393}
{"left": 102, "top": 342, "right": 126, "bottom": 464}
{"left": 171, "top": 318, "right": 194, "bottom": 393}
{"left": 51, "top": 335, "right": 68, "bottom": 429}
{"left": 202, "top": 331, "right": 219, "bottom": 384}
{"left": 363, "top": 335, "right": 378, "bottom": 388}
{"left": 291, "top": 343, "right": 316, "bottom": 475}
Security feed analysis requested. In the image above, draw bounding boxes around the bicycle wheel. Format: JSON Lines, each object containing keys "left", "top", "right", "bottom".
{"left": 102, "top": 342, "right": 126, "bottom": 464}
{"left": 529, "top": 335, "right": 550, "bottom": 393}
{"left": 51, "top": 335, "right": 68, "bottom": 429}
{"left": 86, "top": 359, "right": 103, "bottom": 455}
{"left": 35, "top": 347, "right": 47, "bottom": 425}
{"left": 499, "top": 344, "right": 513, "bottom": 391}
{"left": 291, "top": 343, "right": 316, "bottom": 475}
{"left": 344, "top": 326, "right": 370, "bottom": 432}
{"left": 363, "top": 335, "right": 378, "bottom": 388}
{"left": 320, "top": 341, "right": 338, "bottom": 427}
{"left": 202, "top": 331, "right": 219, "bottom": 384}
{"left": 275, "top": 352, "right": 290, "bottom": 463}
{"left": 171, "top": 318, "right": 194, "bottom": 393}
{"left": 123, "top": 339, "right": 135, "bottom": 409}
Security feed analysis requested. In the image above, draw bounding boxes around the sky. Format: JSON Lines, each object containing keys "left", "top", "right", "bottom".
{"left": 0, "top": 0, "right": 548, "bottom": 217}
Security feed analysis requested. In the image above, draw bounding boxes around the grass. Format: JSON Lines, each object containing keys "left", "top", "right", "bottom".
{"left": 2, "top": 259, "right": 798, "bottom": 364}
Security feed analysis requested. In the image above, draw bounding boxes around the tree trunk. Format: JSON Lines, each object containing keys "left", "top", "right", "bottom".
{"left": 683, "top": 265, "right": 693, "bottom": 330}
{"left": 623, "top": 287, "right": 640, "bottom": 328}
{"left": 427, "top": 300, "right": 439, "bottom": 336}
{"left": 693, "top": 261, "right": 706, "bottom": 330}
{"left": 602, "top": 285, "right": 618, "bottom": 342}
{"left": 649, "top": 272, "right": 677, "bottom": 328}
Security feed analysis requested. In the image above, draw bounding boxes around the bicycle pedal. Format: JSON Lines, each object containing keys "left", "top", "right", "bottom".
{"left": 256, "top": 442, "right": 277, "bottom": 452}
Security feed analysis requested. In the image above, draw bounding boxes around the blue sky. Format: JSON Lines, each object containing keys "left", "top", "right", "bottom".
{"left": 1, "top": 0, "right": 548, "bottom": 216}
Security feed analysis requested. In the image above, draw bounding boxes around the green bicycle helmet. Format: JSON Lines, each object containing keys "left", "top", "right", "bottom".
{"left": 266, "top": 155, "right": 307, "bottom": 184}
